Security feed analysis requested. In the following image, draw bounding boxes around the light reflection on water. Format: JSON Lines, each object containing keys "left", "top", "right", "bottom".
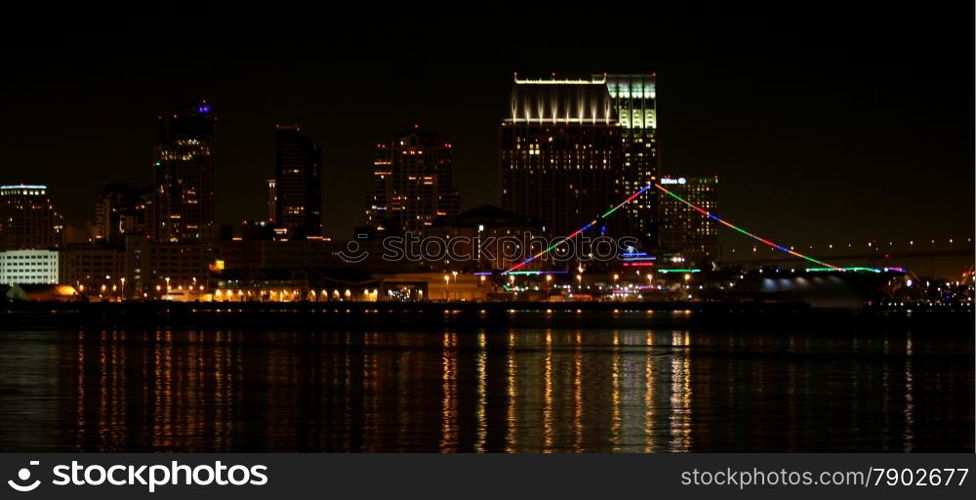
{"left": 0, "top": 317, "right": 971, "bottom": 452}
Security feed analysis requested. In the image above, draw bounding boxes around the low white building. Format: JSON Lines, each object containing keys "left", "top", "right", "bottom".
{"left": 0, "top": 250, "right": 59, "bottom": 285}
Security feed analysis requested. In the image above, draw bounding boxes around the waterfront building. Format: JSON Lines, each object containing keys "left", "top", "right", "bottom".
{"left": 0, "top": 249, "right": 59, "bottom": 284}
{"left": 0, "top": 184, "right": 63, "bottom": 250}
{"left": 58, "top": 244, "right": 125, "bottom": 293}
{"left": 657, "top": 176, "right": 719, "bottom": 264}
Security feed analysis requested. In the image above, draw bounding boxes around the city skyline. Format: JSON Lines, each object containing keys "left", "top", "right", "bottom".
{"left": 0, "top": 3, "right": 972, "bottom": 466}
{"left": 0, "top": 6, "right": 971, "bottom": 250}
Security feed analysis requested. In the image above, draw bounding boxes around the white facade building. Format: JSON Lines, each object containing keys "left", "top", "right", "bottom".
{"left": 0, "top": 250, "right": 59, "bottom": 285}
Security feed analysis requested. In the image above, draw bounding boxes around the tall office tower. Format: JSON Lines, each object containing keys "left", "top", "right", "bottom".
{"left": 274, "top": 125, "right": 322, "bottom": 238}
{"left": 500, "top": 75, "right": 620, "bottom": 238}
{"left": 0, "top": 184, "right": 63, "bottom": 250}
{"left": 657, "top": 176, "right": 719, "bottom": 264}
{"left": 153, "top": 99, "right": 216, "bottom": 243}
{"left": 265, "top": 178, "right": 277, "bottom": 223}
{"left": 94, "top": 183, "right": 149, "bottom": 245}
{"left": 603, "top": 74, "right": 658, "bottom": 246}
{"left": 365, "top": 127, "right": 460, "bottom": 234}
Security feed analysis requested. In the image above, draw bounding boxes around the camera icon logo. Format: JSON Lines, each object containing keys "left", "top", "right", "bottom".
{"left": 7, "top": 461, "right": 41, "bottom": 492}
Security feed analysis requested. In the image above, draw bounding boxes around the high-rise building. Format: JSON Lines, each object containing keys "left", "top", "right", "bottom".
{"left": 603, "top": 74, "right": 658, "bottom": 246}
{"left": 657, "top": 176, "right": 719, "bottom": 264}
{"left": 153, "top": 99, "right": 216, "bottom": 243}
{"left": 500, "top": 75, "right": 620, "bottom": 238}
{"left": 266, "top": 178, "right": 277, "bottom": 223}
{"left": 274, "top": 126, "right": 321, "bottom": 238}
{"left": 365, "top": 127, "right": 460, "bottom": 235}
{"left": 0, "top": 184, "right": 63, "bottom": 250}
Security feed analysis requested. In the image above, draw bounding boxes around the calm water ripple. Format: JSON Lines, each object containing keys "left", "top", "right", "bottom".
{"left": 0, "top": 311, "right": 971, "bottom": 452}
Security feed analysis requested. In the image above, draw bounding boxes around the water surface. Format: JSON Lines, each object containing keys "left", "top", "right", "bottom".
{"left": 0, "top": 310, "right": 971, "bottom": 452}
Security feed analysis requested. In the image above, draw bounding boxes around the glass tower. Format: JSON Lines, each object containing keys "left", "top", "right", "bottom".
{"left": 603, "top": 74, "right": 658, "bottom": 247}
{"left": 153, "top": 99, "right": 216, "bottom": 243}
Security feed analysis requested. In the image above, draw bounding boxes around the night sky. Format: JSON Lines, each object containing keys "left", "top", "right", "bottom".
{"left": 1, "top": 4, "right": 972, "bottom": 252}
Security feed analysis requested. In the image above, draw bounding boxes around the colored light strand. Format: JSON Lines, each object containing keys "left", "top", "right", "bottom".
{"left": 503, "top": 183, "right": 653, "bottom": 275}
{"left": 502, "top": 181, "right": 843, "bottom": 276}
{"left": 653, "top": 184, "right": 842, "bottom": 270}
{"left": 807, "top": 266, "right": 905, "bottom": 273}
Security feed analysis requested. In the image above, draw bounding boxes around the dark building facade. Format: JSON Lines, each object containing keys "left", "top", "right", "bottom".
{"left": 0, "top": 184, "right": 63, "bottom": 250}
{"left": 500, "top": 76, "right": 621, "bottom": 239}
{"left": 266, "top": 178, "right": 277, "bottom": 223}
{"left": 657, "top": 176, "right": 719, "bottom": 264}
{"left": 274, "top": 125, "right": 322, "bottom": 238}
{"left": 429, "top": 205, "right": 546, "bottom": 272}
{"left": 153, "top": 99, "right": 216, "bottom": 243}
{"left": 59, "top": 243, "right": 126, "bottom": 293}
{"left": 93, "top": 183, "right": 151, "bottom": 246}
{"left": 365, "top": 128, "right": 460, "bottom": 235}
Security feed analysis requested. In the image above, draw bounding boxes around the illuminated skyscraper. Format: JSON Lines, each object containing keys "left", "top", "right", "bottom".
{"left": 153, "top": 99, "right": 216, "bottom": 243}
{"left": 0, "top": 184, "right": 63, "bottom": 250}
{"left": 657, "top": 176, "right": 719, "bottom": 264}
{"left": 603, "top": 74, "right": 658, "bottom": 245}
{"left": 274, "top": 125, "right": 322, "bottom": 238}
{"left": 500, "top": 75, "right": 620, "bottom": 238}
{"left": 365, "top": 127, "right": 460, "bottom": 234}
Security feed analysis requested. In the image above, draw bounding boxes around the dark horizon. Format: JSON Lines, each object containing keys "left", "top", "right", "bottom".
{"left": 1, "top": 4, "right": 972, "bottom": 250}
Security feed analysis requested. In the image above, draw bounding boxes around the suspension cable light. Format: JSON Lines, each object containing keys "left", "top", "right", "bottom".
{"left": 503, "top": 181, "right": 843, "bottom": 275}
{"left": 653, "top": 183, "right": 842, "bottom": 270}
{"left": 503, "top": 184, "right": 653, "bottom": 275}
